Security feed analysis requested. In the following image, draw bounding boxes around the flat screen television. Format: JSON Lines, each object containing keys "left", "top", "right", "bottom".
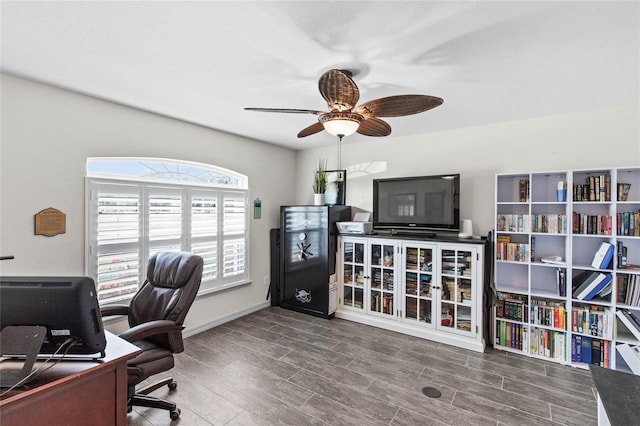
{"left": 0, "top": 276, "right": 106, "bottom": 357}
{"left": 373, "top": 174, "right": 460, "bottom": 232}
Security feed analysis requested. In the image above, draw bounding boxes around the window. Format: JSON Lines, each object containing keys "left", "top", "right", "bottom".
{"left": 86, "top": 158, "right": 249, "bottom": 304}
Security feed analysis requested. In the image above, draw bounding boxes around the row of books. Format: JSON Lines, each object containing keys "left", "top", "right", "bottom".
{"left": 573, "top": 174, "right": 611, "bottom": 202}
{"left": 530, "top": 299, "right": 566, "bottom": 329}
{"left": 496, "top": 242, "right": 529, "bottom": 262}
{"left": 572, "top": 213, "right": 612, "bottom": 235}
{"left": 618, "top": 274, "right": 640, "bottom": 307}
{"left": 495, "top": 293, "right": 528, "bottom": 322}
{"left": 371, "top": 294, "right": 393, "bottom": 314}
{"left": 405, "top": 248, "right": 433, "bottom": 271}
{"left": 496, "top": 214, "right": 530, "bottom": 233}
{"left": 530, "top": 327, "right": 566, "bottom": 361}
{"left": 617, "top": 211, "right": 639, "bottom": 236}
{"left": 571, "top": 335, "right": 610, "bottom": 367}
{"left": 496, "top": 321, "right": 527, "bottom": 350}
{"left": 499, "top": 212, "right": 636, "bottom": 236}
{"left": 496, "top": 214, "right": 568, "bottom": 234}
{"left": 570, "top": 305, "right": 614, "bottom": 339}
{"left": 531, "top": 214, "right": 568, "bottom": 234}
{"left": 404, "top": 278, "right": 432, "bottom": 297}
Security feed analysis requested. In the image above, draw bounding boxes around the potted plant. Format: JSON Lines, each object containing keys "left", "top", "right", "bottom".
{"left": 312, "top": 159, "right": 327, "bottom": 205}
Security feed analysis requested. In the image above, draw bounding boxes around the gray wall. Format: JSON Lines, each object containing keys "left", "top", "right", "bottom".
{"left": 0, "top": 73, "right": 296, "bottom": 333}
{"left": 296, "top": 105, "right": 640, "bottom": 237}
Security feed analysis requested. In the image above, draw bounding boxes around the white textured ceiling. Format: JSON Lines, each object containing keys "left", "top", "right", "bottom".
{"left": 1, "top": 1, "right": 638, "bottom": 150}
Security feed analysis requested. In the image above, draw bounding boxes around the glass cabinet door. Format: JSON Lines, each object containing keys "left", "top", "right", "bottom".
{"left": 440, "top": 248, "right": 474, "bottom": 334}
{"left": 404, "top": 245, "right": 435, "bottom": 325}
{"left": 342, "top": 240, "right": 365, "bottom": 310}
{"left": 369, "top": 242, "right": 395, "bottom": 316}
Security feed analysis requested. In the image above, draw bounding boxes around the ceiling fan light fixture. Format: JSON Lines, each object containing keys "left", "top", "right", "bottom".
{"left": 319, "top": 113, "right": 363, "bottom": 137}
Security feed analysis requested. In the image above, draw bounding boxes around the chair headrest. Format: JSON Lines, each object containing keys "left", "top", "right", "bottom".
{"left": 147, "top": 251, "right": 202, "bottom": 289}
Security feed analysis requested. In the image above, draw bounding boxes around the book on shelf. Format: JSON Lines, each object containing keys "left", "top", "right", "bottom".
{"left": 557, "top": 268, "right": 566, "bottom": 297}
{"left": 617, "top": 241, "right": 628, "bottom": 267}
{"left": 531, "top": 236, "right": 535, "bottom": 262}
{"left": 592, "top": 338, "right": 602, "bottom": 366}
{"left": 580, "top": 273, "right": 612, "bottom": 301}
{"left": 616, "top": 343, "right": 640, "bottom": 375}
{"left": 616, "top": 309, "right": 640, "bottom": 341}
{"left": 519, "top": 179, "right": 529, "bottom": 202}
{"left": 573, "top": 271, "right": 600, "bottom": 296}
{"left": 598, "top": 280, "right": 613, "bottom": 297}
{"left": 572, "top": 334, "right": 582, "bottom": 362}
{"left": 618, "top": 183, "right": 632, "bottom": 201}
{"left": 591, "top": 241, "right": 615, "bottom": 269}
{"left": 572, "top": 271, "right": 612, "bottom": 301}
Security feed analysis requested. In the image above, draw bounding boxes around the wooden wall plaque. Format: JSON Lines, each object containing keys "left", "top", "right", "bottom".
{"left": 35, "top": 208, "right": 66, "bottom": 237}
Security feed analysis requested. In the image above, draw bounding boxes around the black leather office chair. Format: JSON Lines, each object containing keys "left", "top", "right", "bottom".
{"left": 101, "top": 251, "right": 203, "bottom": 420}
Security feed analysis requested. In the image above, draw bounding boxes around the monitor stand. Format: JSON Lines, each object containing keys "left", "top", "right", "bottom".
{"left": 0, "top": 325, "right": 47, "bottom": 388}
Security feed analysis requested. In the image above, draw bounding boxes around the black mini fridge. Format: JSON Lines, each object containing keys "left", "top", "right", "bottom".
{"left": 279, "top": 205, "right": 351, "bottom": 318}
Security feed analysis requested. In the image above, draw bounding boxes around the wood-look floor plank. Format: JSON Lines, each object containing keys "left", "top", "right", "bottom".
{"left": 366, "top": 380, "right": 497, "bottom": 426}
{"left": 288, "top": 369, "right": 401, "bottom": 423}
{"left": 452, "top": 391, "right": 555, "bottom": 426}
{"left": 128, "top": 307, "right": 601, "bottom": 426}
{"left": 299, "top": 393, "right": 389, "bottom": 426}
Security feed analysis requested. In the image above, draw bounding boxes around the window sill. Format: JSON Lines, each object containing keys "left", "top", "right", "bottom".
{"left": 197, "top": 279, "right": 252, "bottom": 299}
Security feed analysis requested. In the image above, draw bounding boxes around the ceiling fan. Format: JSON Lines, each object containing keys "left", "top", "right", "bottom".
{"left": 245, "top": 69, "right": 443, "bottom": 139}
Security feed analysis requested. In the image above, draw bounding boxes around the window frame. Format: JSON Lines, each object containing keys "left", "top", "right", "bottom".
{"left": 85, "top": 158, "right": 250, "bottom": 305}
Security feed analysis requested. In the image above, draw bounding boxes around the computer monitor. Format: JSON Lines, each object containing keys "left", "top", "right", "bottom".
{"left": 0, "top": 276, "right": 106, "bottom": 357}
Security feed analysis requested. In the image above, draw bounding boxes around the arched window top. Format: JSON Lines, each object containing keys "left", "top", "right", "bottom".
{"left": 86, "top": 157, "right": 247, "bottom": 189}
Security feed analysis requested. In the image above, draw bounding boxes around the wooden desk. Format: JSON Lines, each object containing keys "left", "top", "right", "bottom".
{"left": 0, "top": 332, "right": 140, "bottom": 426}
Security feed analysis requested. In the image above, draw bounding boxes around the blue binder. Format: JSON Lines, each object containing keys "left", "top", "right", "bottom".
{"left": 581, "top": 273, "right": 612, "bottom": 301}
{"left": 591, "top": 242, "right": 614, "bottom": 269}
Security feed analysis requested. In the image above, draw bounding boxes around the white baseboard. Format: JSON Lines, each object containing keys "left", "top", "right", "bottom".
{"left": 183, "top": 301, "right": 271, "bottom": 338}
{"left": 335, "top": 309, "right": 485, "bottom": 353}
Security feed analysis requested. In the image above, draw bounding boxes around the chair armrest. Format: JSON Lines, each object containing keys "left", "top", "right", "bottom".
{"left": 118, "top": 319, "right": 184, "bottom": 343}
{"left": 100, "top": 304, "right": 130, "bottom": 317}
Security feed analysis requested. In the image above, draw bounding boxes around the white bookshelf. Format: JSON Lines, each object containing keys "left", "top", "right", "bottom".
{"left": 494, "top": 167, "right": 640, "bottom": 373}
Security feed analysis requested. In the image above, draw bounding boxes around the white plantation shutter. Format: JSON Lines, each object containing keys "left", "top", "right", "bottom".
{"left": 148, "top": 186, "right": 183, "bottom": 256}
{"left": 87, "top": 173, "right": 249, "bottom": 304}
{"left": 91, "top": 182, "right": 141, "bottom": 302}
{"left": 222, "top": 191, "right": 247, "bottom": 279}
{"left": 191, "top": 191, "right": 218, "bottom": 281}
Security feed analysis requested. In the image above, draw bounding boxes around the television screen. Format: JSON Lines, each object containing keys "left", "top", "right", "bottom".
{"left": 373, "top": 174, "right": 460, "bottom": 231}
{"left": 0, "top": 276, "right": 106, "bottom": 356}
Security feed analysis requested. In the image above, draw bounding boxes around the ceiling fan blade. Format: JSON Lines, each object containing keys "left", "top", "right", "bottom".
{"left": 318, "top": 69, "right": 360, "bottom": 112}
{"left": 357, "top": 117, "right": 392, "bottom": 137}
{"left": 354, "top": 95, "right": 443, "bottom": 117}
{"left": 297, "top": 122, "right": 325, "bottom": 138}
{"left": 244, "top": 107, "right": 323, "bottom": 115}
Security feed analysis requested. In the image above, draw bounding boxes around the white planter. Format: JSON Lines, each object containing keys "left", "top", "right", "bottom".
{"left": 313, "top": 193, "right": 325, "bottom": 205}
